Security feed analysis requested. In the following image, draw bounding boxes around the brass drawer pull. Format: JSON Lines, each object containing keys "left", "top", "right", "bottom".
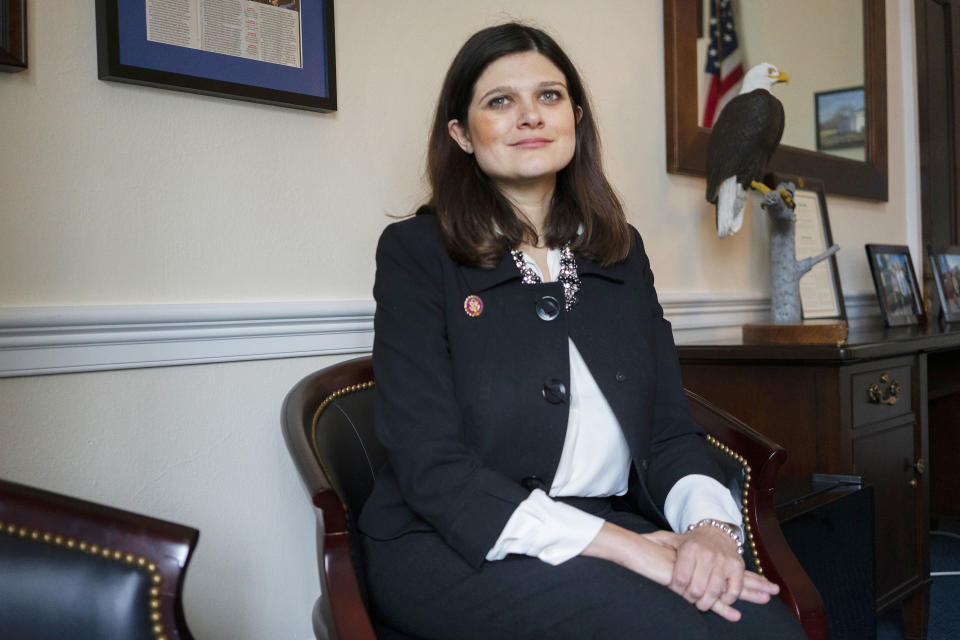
{"left": 914, "top": 458, "right": 926, "bottom": 475}
{"left": 867, "top": 373, "right": 900, "bottom": 405}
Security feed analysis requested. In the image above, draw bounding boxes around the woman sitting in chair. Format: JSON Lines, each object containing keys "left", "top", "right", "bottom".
{"left": 358, "top": 22, "right": 805, "bottom": 640}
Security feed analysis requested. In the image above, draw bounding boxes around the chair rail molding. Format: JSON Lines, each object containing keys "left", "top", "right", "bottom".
{"left": 0, "top": 294, "right": 879, "bottom": 377}
{"left": 0, "top": 301, "right": 375, "bottom": 377}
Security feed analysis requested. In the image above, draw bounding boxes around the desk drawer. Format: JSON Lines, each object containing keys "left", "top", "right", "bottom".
{"left": 851, "top": 365, "right": 913, "bottom": 427}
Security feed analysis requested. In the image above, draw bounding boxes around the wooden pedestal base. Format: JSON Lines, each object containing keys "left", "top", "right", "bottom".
{"left": 742, "top": 320, "right": 848, "bottom": 345}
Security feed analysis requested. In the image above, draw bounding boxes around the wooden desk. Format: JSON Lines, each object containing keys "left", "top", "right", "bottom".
{"left": 677, "top": 321, "right": 960, "bottom": 640}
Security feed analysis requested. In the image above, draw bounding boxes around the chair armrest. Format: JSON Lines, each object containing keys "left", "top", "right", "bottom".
{"left": 316, "top": 490, "right": 378, "bottom": 640}
{"left": 0, "top": 478, "right": 198, "bottom": 640}
{"left": 686, "top": 390, "right": 829, "bottom": 640}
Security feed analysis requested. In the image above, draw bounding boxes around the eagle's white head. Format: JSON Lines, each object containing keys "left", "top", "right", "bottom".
{"left": 740, "top": 63, "right": 789, "bottom": 94}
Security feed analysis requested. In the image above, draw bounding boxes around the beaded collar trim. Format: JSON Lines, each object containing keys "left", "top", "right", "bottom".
{"left": 510, "top": 245, "right": 581, "bottom": 311}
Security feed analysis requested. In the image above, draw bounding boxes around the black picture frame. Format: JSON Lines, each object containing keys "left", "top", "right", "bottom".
{"left": 765, "top": 173, "right": 846, "bottom": 322}
{"left": 929, "top": 245, "right": 960, "bottom": 323}
{"left": 0, "top": 0, "right": 27, "bottom": 72}
{"left": 865, "top": 244, "right": 925, "bottom": 327}
{"left": 815, "top": 86, "right": 865, "bottom": 152}
{"left": 95, "top": 0, "right": 336, "bottom": 112}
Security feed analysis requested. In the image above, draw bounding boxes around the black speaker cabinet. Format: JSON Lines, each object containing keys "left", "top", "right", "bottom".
{"left": 777, "top": 477, "right": 876, "bottom": 640}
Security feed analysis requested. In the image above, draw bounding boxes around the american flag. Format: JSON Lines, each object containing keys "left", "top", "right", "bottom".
{"left": 701, "top": 0, "right": 744, "bottom": 128}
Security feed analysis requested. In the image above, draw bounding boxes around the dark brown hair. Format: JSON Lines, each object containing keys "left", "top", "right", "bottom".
{"left": 426, "top": 23, "right": 630, "bottom": 268}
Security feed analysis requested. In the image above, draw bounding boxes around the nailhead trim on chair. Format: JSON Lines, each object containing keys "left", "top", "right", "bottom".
{"left": 704, "top": 434, "right": 762, "bottom": 574}
{"left": 310, "top": 380, "right": 376, "bottom": 518}
{"left": 0, "top": 519, "right": 170, "bottom": 640}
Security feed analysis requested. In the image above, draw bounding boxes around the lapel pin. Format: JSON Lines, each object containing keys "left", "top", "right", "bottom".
{"left": 464, "top": 295, "right": 484, "bottom": 317}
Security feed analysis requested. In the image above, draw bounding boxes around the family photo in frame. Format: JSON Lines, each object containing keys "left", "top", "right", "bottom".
{"left": 929, "top": 246, "right": 960, "bottom": 323}
{"left": 866, "top": 244, "right": 925, "bottom": 326}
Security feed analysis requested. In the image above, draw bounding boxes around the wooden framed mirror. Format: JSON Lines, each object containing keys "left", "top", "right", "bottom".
{"left": 664, "top": 0, "right": 887, "bottom": 201}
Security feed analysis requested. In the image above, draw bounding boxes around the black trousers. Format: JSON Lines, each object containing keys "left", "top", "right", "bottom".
{"left": 361, "top": 498, "right": 806, "bottom": 640}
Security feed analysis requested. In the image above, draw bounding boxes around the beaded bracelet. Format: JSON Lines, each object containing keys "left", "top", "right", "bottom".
{"left": 686, "top": 518, "right": 744, "bottom": 556}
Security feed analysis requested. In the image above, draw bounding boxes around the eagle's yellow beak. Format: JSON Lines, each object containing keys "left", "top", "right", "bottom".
{"left": 772, "top": 71, "right": 790, "bottom": 84}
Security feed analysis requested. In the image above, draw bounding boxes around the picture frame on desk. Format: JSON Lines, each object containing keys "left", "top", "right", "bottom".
{"left": 95, "top": 0, "right": 336, "bottom": 112}
{"left": 0, "top": 0, "right": 27, "bottom": 72}
{"left": 866, "top": 244, "right": 925, "bottom": 327}
{"left": 765, "top": 173, "right": 846, "bottom": 322}
{"left": 929, "top": 246, "right": 960, "bottom": 323}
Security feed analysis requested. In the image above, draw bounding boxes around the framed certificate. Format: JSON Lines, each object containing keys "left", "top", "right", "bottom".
{"left": 767, "top": 174, "right": 846, "bottom": 321}
{"left": 95, "top": 0, "right": 336, "bottom": 112}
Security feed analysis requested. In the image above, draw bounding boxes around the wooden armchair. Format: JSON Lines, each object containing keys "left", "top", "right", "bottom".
{"left": 0, "top": 478, "right": 198, "bottom": 640}
{"left": 282, "top": 355, "right": 828, "bottom": 639}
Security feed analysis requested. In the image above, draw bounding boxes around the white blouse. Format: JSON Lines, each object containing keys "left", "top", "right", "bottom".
{"left": 485, "top": 248, "right": 742, "bottom": 565}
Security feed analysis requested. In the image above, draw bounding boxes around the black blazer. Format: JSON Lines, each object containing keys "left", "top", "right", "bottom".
{"left": 358, "top": 212, "right": 723, "bottom": 570}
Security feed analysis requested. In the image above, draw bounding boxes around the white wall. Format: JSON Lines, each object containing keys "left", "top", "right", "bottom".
{"left": 0, "top": 1, "right": 919, "bottom": 639}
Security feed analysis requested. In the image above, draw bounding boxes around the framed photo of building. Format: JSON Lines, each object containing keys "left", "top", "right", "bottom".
{"left": 95, "top": 0, "right": 336, "bottom": 112}
{"left": 866, "top": 244, "right": 925, "bottom": 327}
{"left": 815, "top": 86, "right": 865, "bottom": 151}
{"left": 929, "top": 246, "right": 960, "bottom": 323}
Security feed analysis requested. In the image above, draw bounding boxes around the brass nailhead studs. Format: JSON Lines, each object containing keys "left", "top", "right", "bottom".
{"left": 707, "top": 435, "right": 762, "bottom": 575}
{"left": 1, "top": 518, "right": 168, "bottom": 640}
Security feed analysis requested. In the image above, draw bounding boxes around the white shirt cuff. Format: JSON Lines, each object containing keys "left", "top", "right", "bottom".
{"left": 485, "top": 489, "right": 605, "bottom": 566}
{"left": 663, "top": 474, "right": 743, "bottom": 535}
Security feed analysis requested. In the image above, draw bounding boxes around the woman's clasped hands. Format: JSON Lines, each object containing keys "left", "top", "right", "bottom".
{"left": 583, "top": 522, "right": 781, "bottom": 622}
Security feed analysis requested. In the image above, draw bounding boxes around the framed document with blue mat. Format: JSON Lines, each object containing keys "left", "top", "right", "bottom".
{"left": 95, "top": 0, "right": 336, "bottom": 112}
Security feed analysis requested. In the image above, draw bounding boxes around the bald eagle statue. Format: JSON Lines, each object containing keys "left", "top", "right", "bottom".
{"left": 706, "top": 63, "right": 790, "bottom": 238}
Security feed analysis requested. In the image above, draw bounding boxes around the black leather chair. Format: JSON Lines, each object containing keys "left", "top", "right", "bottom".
{"left": 282, "top": 355, "right": 828, "bottom": 639}
{"left": 0, "top": 478, "right": 198, "bottom": 640}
